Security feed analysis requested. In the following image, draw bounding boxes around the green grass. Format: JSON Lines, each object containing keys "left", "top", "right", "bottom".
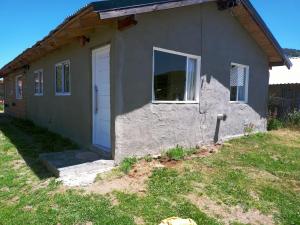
{"left": 0, "top": 116, "right": 299, "bottom": 225}
{"left": 0, "top": 104, "right": 3, "bottom": 112}
{"left": 165, "top": 145, "right": 197, "bottom": 161}
{"left": 119, "top": 157, "right": 138, "bottom": 174}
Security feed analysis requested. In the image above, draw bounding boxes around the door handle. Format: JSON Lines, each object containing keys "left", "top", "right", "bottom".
{"left": 95, "top": 85, "right": 98, "bottom": 114}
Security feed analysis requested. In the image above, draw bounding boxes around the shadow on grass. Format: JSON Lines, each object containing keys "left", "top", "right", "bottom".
{"left": 0, "top": 115, "right": 78, "bottom": 180}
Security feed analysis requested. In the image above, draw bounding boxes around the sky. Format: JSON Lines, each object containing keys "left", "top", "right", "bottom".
{"left": 0, "top": 0, "right": 299, "bottom": 68}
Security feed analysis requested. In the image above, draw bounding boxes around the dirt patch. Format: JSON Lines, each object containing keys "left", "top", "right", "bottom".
{"left": 80, "top": 146, "right": 220, "bottom": 195}
{"left": 187, "top": 194, "right": 275, "bottom": 225}
{"left": 11, "top": 159, "right": 26, "bottom": 170}
{"left": 82, "top": 160, "right": 165, "bottom": 195}
{"left": 134, "top": 216, "right": 145, "bottom": 225}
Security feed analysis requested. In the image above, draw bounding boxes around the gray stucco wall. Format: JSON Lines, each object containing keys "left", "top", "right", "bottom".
{"left": 113, "top": 2, "right": 269, "bottom": 162}
{"left": 25, "top": 24, "right": 117, "bottom": 148}
{"left": 16, "top": 2, "right": 269, "bottom": 162}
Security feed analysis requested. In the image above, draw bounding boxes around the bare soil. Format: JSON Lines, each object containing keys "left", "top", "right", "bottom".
{"left": 187, "top": 194, "right": 275, "bottom": 225}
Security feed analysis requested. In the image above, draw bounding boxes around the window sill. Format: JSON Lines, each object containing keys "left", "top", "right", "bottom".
{"left": 55, "top": 93, "right": 71, "bottom": 96}
{"left": 152, "top": 101, "right": 199, "bottom": 104}
{"left": 229, "top": 101, "right": 248, "bottom": 104}
{"left": 34, "top": 94, "right": 43, "bottom": 97}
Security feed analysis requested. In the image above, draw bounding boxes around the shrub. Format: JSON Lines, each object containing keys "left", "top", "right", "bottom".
{"left": 287, "top": 111, "right": 300, "bottom": 127}
{"left": 267, "top": 118, "right": 283, "bottom": 131}
{"left": 119, "top": 157, "right": 137, "bottom": 174}
{"left": 166, "top": 146, "right": 186, "bottom": 161}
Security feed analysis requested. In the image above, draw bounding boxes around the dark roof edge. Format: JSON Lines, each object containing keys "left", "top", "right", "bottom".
{"left": 241, "top": 0, "right": 292, "bottom": 69}
{"left": 91, "top": 0, "right": 184, "bottom": 12}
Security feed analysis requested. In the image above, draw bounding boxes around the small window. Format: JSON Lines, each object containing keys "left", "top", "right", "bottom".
{"left": 55, "top": 60, "right": 70, "bottom": 95}
{"left": 34, "top": 69, "right": 43, "bottom": 96}
{"left": 15, "top": 75, "right": 23, "bottom": 100}
{"left": 230, "top": 63, "right": 249, "bottom": 103}
{"left": 153, "top": 48, "right": 200, "bottom": 102}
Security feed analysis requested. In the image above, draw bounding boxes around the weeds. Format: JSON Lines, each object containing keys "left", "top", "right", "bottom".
{"left": 119, "top": 157, "right": 138, "bottom": 174}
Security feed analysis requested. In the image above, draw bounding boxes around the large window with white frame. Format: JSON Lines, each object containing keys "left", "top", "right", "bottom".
{"left": 230, "top": 63, "right": 249, "bottom": 103}
{"left": 15, "top": 75, "right": 23, "bottom": 100}
{"left": 55, "top": 60, "right": 70, "bottom": 95}
{"left": 34, "top": 69, "right": 43, "bottom": 96}
{"left": 153, "top": 47, "right": 200, "bottom": 103}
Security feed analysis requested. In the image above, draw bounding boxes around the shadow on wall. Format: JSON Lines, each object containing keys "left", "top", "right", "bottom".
{"left": 0, "top": 115, "right": 78, "bottom": 180}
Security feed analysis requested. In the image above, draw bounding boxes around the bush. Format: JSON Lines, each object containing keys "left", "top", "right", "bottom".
{"left": 267, "top": 118, "right": 283, "bottom": 131}
{"left": 287, "top": 111, "right": 300, "bottom": 126}
{"left": 119, "top": 157, "right": 137, "bottom": 174}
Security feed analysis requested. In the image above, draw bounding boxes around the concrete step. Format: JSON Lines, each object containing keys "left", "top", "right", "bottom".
{"left": 39, "top": 150, "right": 115, "bottom": 186}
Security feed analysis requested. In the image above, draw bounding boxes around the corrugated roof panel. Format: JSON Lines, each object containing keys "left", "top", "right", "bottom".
{"left": 91, "top": 0, "right": 182, "bottom": 12}
{"left": 269, "top": 58, "right": 300, "bottom": 85}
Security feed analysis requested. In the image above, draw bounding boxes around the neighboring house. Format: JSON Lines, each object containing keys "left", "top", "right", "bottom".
{"left": 0, "top": 0, "right": 291, "bottom": 162}
{"left": 269, "top": 57, "right": 300, "bottom": 117}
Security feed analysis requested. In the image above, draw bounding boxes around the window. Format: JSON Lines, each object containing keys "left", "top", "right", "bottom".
{"left": 55, "top": 60, "right": 70, "bottom": 95}
{"left": 153, "top": 47, "right": 200, "bottom": 103}
{"left": 16, "top": 75, "right": 23, "bottom": 100}
{"left": 34, "top": 69, "right": 43, "bottom": 96}
{"left": 230, "top": 63, "right": 249, "bottom": 103}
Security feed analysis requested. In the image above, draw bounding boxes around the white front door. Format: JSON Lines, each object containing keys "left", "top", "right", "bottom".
{"left": 92, "top": 45, "right": 111, "bottom": 151}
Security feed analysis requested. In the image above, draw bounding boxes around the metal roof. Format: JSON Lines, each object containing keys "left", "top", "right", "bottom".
{"left": 91, "top": 0, "right": 183, "bottom": 12}
{"left": 91, "top": 0, "right": 291, "bottom": 69}
{"left": 269, "top": 58, "right": 300, "bottom": 85}
{"left": 0, "top": 0, "right": 291, "bottom": 76}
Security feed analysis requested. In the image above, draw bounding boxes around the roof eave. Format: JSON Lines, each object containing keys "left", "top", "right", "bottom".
{"left": 241, "top": 0, "right": 291, "bottom": 69}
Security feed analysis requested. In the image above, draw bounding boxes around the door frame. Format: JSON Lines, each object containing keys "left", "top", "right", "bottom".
{"left": 92, "top": 44, "right": 112, "bottom": 153}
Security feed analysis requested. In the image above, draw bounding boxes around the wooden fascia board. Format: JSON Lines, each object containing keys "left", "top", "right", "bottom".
{"left": 98, "top": 0, "right": 216, "bottom": 19}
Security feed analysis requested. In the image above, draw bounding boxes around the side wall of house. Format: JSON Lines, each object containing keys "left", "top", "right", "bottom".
{"left": 4, "top": 71, "right": 27, "bottom": 118}
{"left": 113, "top": 2, "right": 269, "bottom": 162}
{"left": 24, "top": 25, "right": 117, "bottom": 147}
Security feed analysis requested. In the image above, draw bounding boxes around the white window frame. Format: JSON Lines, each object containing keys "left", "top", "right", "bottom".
{"left": 15, "top": 74, "right": 23, "bottom": 100}
{"left": 229, "top": 62, "right": 249, "bottom": 104}
{"left": 34, "top": 69, "right": 44, "bottom": 96}
{"left": 55, "top": 60, "right": 71, "bottom": 96}
{"left": 152, "top": 47, "right": 201, "bottom": 104}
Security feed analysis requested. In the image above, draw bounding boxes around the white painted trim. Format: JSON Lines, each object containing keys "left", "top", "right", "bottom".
{"left": 153, "top": 47, "right": 200, "bottom": 59}
{"left": 152, "top": 47, "right": 201, "bottom": 104}
{"left": 34, "top": 69, "right": 44, "bottom": 96}
{"left": 230, "top": 62, "right": 250, "bottom": 104}
{"left": 152, "top": 101, "right": 199, "bottom": 104}
{"left": 55, "top": 60, "right": 71, "bottom": 96}
{"left": 15, "top": 74, "right": 23, "bottom": 100}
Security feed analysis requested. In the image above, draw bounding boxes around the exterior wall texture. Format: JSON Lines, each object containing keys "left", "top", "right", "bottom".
{"left": 4, "top": 71, "right": 27, "bottom": 118}
{"left": 113, "top": 3, "right": 269, "bottom": 162}
{"left": 21, "top": 24, "right": 117, "bottom": 148}
{"left": 3, "top": 2, "right": 270, "bottom": 162}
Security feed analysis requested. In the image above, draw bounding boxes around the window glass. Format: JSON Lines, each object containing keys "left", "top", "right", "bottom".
{"left": 55, "top": 61, "right": 70, "bottom": 94}
{"left": 187, "top": 58, "right": 197, "bottom": 101}
{"left": 56, "top": 65, "right": 63, "bottom": 93}
{"left": 230, "top": 64, "right": 249, "bottom": 102}
{"left": 34, "top": 73, "right": 40, "bottom": 94}
{"left": 63, "top": 63, "right": 70, "bottom": 93}
{"left": 153, "top": 49, "right": 199, "bottom": 102}
{"left": 16, "top": 76, "right": 23, "bottom": 99}
{"left": 34, "top": 70, "right": 43, "bottom": 95}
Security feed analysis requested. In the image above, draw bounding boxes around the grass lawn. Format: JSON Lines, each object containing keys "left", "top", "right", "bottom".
{"left": 0, "top": 117, "right": 299, "bottom": 225}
